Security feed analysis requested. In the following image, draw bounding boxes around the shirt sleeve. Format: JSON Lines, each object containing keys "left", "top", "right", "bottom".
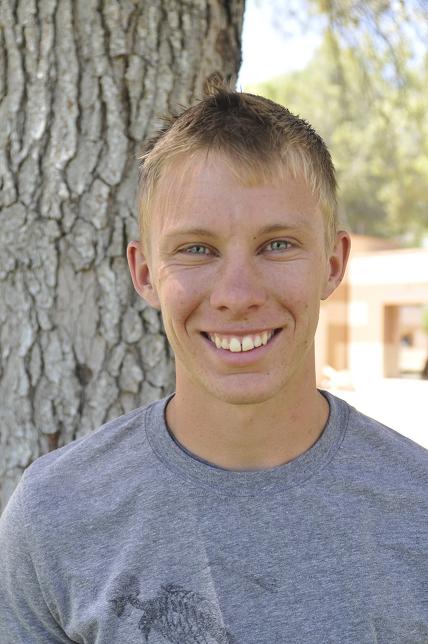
{"left": 0, "top": 476, "right": 74, "bottom": 643}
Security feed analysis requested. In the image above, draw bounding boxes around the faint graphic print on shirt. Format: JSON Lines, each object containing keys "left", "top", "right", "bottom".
{"left": 109, "top": 576, "right": 237, "bottom": 643}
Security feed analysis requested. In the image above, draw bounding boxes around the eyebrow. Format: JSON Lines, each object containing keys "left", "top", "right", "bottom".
{"left": 164, "top": 223, "right": 305, "bottom": 239}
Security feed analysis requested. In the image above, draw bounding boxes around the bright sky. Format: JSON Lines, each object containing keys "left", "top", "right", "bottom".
{"left": 237, "top": 0, "right": 322, "bottom": 88}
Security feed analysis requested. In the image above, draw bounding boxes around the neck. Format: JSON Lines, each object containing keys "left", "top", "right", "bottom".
{"left": 165, "top": 381, "right": 329, "bottom": 471}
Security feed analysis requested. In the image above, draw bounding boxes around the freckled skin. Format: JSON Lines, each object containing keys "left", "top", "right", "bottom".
{"left": 128, "top": 151, "right": 350, "bottom": 469}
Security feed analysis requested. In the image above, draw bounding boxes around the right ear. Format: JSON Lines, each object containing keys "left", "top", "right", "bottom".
{"left": 127, "top": 241, "right": 161, "bottom": 310}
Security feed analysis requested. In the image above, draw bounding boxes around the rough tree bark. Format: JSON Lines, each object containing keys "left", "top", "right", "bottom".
{"left": 0, "top": 0, "right": 245, "bottom": 511}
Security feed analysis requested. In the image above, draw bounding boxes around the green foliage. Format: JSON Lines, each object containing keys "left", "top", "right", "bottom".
{"left": 248, "top": 1, "right": 428, "bottom": 244}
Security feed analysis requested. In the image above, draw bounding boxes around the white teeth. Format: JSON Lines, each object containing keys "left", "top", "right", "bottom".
{"left": 229, "top": 338, "right": 241, "bottom": 352}
{"left": 242, "top": 336, "right": 254, "bottom": 351}
{"left": 208, "top": 330, "right": 275, "bottom": 352}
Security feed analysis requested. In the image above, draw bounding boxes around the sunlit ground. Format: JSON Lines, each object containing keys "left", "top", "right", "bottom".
{"left": 327, "top": 379, "right": 428, "bottom": 449}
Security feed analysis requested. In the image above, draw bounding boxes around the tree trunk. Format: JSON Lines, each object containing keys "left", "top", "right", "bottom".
{"left": 0, "top": 0, "right": 244, "bottom": 511}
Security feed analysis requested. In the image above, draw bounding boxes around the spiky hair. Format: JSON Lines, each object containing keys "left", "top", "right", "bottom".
{"left": 138, "top": 74, "right": 338, "bottom": 250}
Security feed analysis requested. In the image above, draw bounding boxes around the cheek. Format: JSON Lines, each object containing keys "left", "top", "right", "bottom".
{"left": 158, "top": 274, "right": 204, "bottom": 325}
{"left": 273, "top": 268, "right": 323, "bottom": 329}
{"left": 272, "top": 265, "right": 322, "bottom": 302}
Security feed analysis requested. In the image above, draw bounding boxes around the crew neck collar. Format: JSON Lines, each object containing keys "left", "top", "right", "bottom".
{"left": 144, "top": 390, "right": 349, "bottom": 497}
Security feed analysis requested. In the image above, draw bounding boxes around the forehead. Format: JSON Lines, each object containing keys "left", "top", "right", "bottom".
{"left": 150, "top": 150, "right": 321, "bottom": 232}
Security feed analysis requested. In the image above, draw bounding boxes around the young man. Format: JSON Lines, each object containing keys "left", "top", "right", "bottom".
{"left": 1, "top": 84, "right": 427, "bottom": 643}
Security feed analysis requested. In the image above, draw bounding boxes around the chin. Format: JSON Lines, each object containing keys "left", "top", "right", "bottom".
{"left": 206, "top": 379, "right": 284, "bottom": 406}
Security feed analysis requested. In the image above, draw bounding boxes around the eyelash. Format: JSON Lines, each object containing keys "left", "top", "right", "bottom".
{"left": 181, "top": 240, "right": 293, "bottom": 255}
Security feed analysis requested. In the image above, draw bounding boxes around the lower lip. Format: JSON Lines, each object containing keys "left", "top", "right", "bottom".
{"left": 201, "top": 330, "right": 282, "bottom": 364}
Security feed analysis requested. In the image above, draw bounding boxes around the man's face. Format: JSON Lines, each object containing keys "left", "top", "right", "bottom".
{"left": 128, "top": 151, "right": 348, "bottom": 406}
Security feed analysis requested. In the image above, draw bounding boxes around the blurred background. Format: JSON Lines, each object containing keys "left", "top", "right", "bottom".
{"left": 239, "top": 0, "right": 428, "bottom": 447}
{"left": 1, "top": 0, "right": 427, "bottom": 509}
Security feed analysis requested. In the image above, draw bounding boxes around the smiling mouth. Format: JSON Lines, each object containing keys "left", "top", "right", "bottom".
{"left": 202, "top": 329, "right": 281, "bottom": 353}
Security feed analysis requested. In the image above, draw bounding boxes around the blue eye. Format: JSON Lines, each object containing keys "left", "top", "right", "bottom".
{"left": 266, "top": 240, "right": 291, "bottom": 251}
{"left": 184, "top": 245, "right": 210, "bottom": 255}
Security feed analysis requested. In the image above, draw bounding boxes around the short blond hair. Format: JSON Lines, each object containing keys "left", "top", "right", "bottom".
{"left": 138, "top": 76, "right": 338, "bottom": 250}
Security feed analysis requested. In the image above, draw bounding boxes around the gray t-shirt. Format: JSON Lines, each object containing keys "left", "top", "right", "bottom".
{"left": 1, "top": 391, "right": 427, "bottom": 643}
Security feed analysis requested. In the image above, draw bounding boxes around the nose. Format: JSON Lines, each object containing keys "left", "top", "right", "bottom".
{"left": 209, "top": 252, "right": 267, "bottom": 314}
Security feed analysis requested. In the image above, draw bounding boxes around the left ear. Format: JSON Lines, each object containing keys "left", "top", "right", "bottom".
{"left": 321, "top": 231, "right": 351, "bottom": 300}
{"left": 127, "top": 240, "right": 161, "bottom": 310}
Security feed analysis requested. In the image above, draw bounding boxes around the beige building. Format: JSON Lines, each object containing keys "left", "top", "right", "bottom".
{"left": 316, "top": 236, "right": 428, "bottom": 387}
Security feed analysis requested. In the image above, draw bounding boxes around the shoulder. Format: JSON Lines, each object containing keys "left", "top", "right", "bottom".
{"left": 17, "top": 396, "right": 170, "bottom": 512}
{"left": 0, "top": 396, "right": 173, "bottom": 590}
{"left": 325, "top": 391, "right": 428, "bottom": 491}
{"left": 349, "top": 399, "right": 427, "bottom": 464}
